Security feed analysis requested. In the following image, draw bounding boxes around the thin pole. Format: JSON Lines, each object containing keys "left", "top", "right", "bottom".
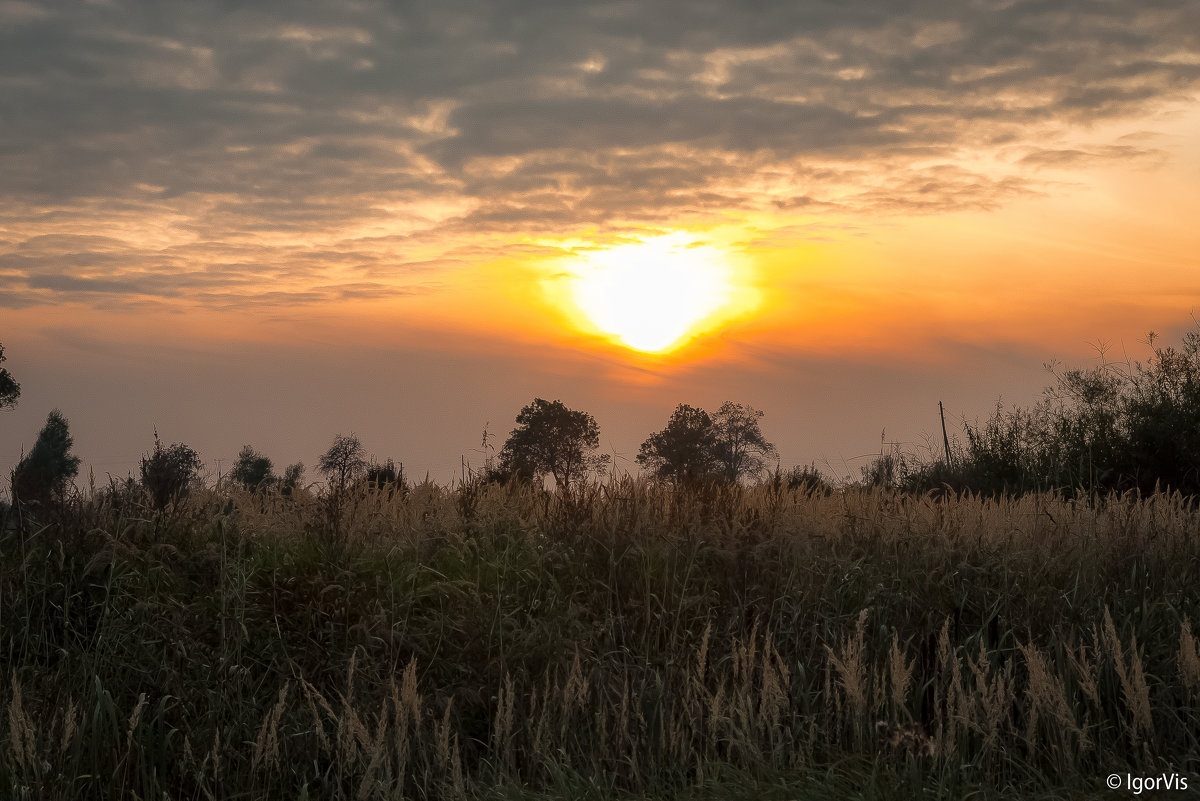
{"left": 939, "top": 401, "right": 952, "bottom": 465}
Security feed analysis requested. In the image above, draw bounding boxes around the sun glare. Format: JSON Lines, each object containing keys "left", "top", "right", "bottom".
{"left": 564, "top": 235, "right": 741, "bottom": 353}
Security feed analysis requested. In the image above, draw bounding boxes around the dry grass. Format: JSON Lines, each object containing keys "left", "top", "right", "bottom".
{"left": 2, "top": 478, "right": 1200, "bottom": 798}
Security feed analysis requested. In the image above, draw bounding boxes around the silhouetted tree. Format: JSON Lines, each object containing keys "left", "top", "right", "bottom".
{"left": 141, "top": 436, "right": 203, "bottom": 509}
{"left": 230, "top": 445, "right": 275, "bottom": 491}
{"left": 11, "top": 409, "right": 80, "bottom": 508}
{"left": 711, "top": 401, "right": 777, "bottom": 482}
{"left": 0, "top": 342, "right": 19, "bottom": 411}
{"left": 637, "top": 404, "right": 719, "bottom": 484}
{"left": 499, "top": 398, "right": 608, "bottom": 490}
{"left": 281, "top": 462, "right": 305, "bottom": 496}
{"left": 319, "top": 434, "right": 367, "bottom": 492}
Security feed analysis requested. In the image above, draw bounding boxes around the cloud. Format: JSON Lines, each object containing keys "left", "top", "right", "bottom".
{"left": 2, "top": 0, "right": 1198, "bottom": 309}
{"left": 1018, "top": 144, "right": 1168, "bottom": 169}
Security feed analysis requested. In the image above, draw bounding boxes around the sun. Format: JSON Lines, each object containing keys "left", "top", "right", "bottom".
{"left": 563, "top": 234, "right": 742, "bottom": 353}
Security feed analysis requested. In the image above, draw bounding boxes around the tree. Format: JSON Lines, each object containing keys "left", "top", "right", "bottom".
{"left": 280, "top": 462, "right": 305, "bottom": 496}
{"left": 0, "top": 342, "right": 19, "bottom": 411}
{"left": 141, "top": 436, "right": 203, "bottom": 509}
{"left": 11, "top": 409, "right": 80, "bottom": 508}
{"left": 230, "top": 445, "right": 276, "bottom": 491}
{"left": 319, "top": 433, "right": 367, "bottom": 492}
{"left": 637, "top": 404, "right": 719, "bottom": 484}
{"left": 499, "top": 398, "right": 608, "bottom": 490}
{"left": 711, "top": 401, "right": 777, "bottom": 482}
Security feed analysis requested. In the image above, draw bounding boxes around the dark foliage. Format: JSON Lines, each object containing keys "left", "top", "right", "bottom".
{"left": 229, "top": 444, "right": 275, "bottom": 491}
{"left": 499, "top": 398, "right": 608, "bottom": 490}
{"left": 637, "top": 403, "right": 719, "bottom": 484}
{"left": 365, "top": 457, "right": 405, "bottom": 494}
{"left": 0, "top": 341, "right": 19, "bottom": 411}
{"left": 783, "top": 462, "right": 835, "bottom": 495}
{"left": 10, "top": 409, "right": 80, "bottom": 509}
{"left": 639, "top": 401, "right": 778, "bottom": 486}
{"left": 904, "top": 327, "right": 1200, "bottom": 498}
{"left": 861, "top": 450, "right": 907, "bottom": 489}
{"left": 319, "top": 433, "right": 367, "bottom": 492}
{"left": 140, "top": 436, "right": 203, "bottom": 509}
{"left": 280, "top": 461, "right": 305, "bottom": 496}
{"left": 711, "top": 401, "right": 777, "bottom": 482}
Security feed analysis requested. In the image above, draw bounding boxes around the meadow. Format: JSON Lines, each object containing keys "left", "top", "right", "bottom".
{"left": 3, "top": 477, "right": 1199, "bottom": 800}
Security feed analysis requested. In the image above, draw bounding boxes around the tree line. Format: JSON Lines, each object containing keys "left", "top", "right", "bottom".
{"left": 3, "top": 335, "right": 783, "bottom": 514}
{"left": 5, "top": 322, "right": 1200, "bottom": 513}
{"left": 488, "top": 397, "right": 776, "bottom": 490}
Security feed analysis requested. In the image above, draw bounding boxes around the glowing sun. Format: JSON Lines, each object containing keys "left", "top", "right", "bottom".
{"left": 565, "top": 235, "right": 742, "bottom": 353}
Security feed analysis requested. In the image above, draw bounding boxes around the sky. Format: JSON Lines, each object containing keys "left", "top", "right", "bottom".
{"left": 2, "top": 0, "right": 1200, "bottom": 487}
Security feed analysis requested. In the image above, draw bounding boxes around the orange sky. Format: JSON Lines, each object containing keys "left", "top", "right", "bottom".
{"left": 2, "top": 2, "right": 1200, "bottom": 485}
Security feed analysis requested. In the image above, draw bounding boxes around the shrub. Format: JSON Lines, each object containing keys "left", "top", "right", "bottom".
{"left": 280, "top": 462, "right": 305, "bottom": 496}
{"left": 230, "top": 444, "right": 276, "bottom": 491}
{"left": 784, "top": 462, "right": 835, "bottom": 495}
{"left": 1119, "top": 330, "right": 1200, "bottom": 493}
{"left": 365, "top": 457, "right": 405, "bottom": 494}
{"left": 861, "top": 451, "right": 906, "bottom": 489}
{"left": 905, "top": 326, "right": 1200, "bottom": 498}
{"left": 140, "top": 436, "right": 203, "bottom": 509}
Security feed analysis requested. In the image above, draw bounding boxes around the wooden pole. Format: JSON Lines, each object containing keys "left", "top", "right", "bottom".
{"left": 939, "top": 401, "right": 952, "bottom": 465}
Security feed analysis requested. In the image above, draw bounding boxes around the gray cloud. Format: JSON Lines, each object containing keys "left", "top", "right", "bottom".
{"left": 2, "top": 0, "right": 1198, "bottom": 308}
{"left": 1018, "top": 144, "right": 1167, "bottom": 169}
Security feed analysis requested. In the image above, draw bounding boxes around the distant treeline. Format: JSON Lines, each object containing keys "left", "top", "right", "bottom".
{"left": 4, "top": 325, "right": 1200, "bottom": 514}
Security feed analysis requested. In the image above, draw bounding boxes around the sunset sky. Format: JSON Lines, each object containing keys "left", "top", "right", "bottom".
{"left": 2, "top": 0, "right": 1199, "bottom": 486}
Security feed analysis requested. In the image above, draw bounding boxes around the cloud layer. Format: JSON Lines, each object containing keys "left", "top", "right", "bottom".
{"left": 2, "top": 0, "right": 1198, "bottom": 309}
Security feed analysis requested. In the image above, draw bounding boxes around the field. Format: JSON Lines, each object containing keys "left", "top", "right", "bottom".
{"left": 3, "top": 478, "right": 1200, "bottom": 799}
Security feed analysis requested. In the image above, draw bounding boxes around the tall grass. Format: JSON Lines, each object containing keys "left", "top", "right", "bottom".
{"left": 2, "top": 478, "right": 1199, "bottom": 799}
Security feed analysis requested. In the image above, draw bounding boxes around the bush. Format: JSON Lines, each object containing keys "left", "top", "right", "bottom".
{"left": 904, "top": 327, "right": 1200, "bottom": 498}
{"left": 784, "top": 462, "right": 835, "bottom": 495}
{"left": 230, "top": 445, "right": 276, "bottom": 491}
{"left": 364, "top": 458, "right": 405, "bottom": 494}
{"left": 860, "top": 451, "right": 907, "bottom": 489}
{"left": 280, "top": 462, "right": 305, "bottom": 496}
{"left": 1120, "top": 331, "right": 1200, "bottom": 493}
{"left": 140, "top": 436, "right": 203, "bottom": 509}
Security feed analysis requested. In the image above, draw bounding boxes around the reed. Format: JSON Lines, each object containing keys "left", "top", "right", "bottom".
{"left": 3, "top": 478, "right": 1199, "bottom": 798}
